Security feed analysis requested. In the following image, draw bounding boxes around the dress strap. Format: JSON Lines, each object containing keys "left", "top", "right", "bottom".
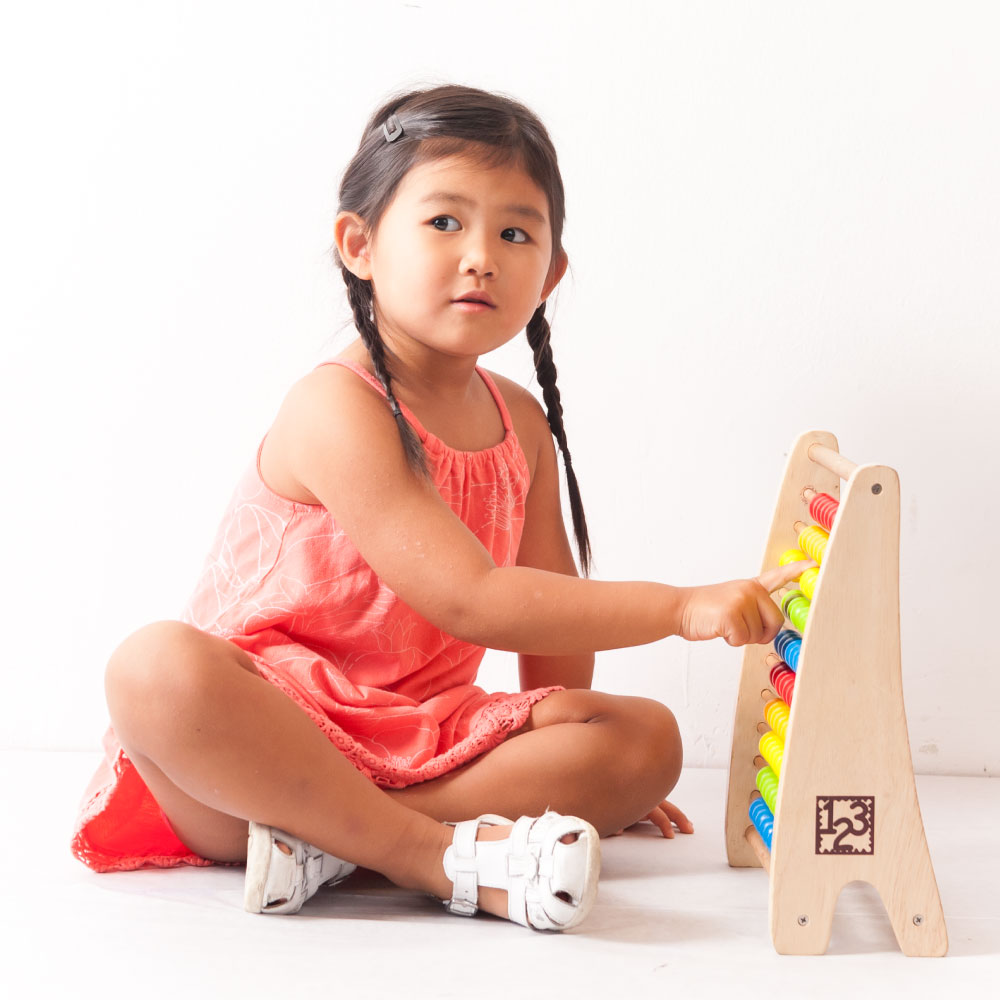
{"left": 313, "top": 359, "right": 429, "bottom": 441}
{"left": 315, "top": 359, "right": 514, "bottom": 439}
{"left": 475, "top": 368, "right": 514, "bottom": 434}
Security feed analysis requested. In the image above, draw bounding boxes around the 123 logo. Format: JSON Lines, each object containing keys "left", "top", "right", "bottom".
{"left": 816, "top": 796, "right": 874, "bottom": 855}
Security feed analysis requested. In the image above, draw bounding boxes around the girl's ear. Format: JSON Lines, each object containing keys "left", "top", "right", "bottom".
{"left": 539, "top": 249, "right": 569, "bottom": 306}
{"left": 335, "top": 211, "right": 373, "bottom": 281}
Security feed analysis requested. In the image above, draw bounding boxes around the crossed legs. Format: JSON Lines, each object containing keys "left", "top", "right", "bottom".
{"left": 104, "top": 621, "right": 683, "bottom": 915}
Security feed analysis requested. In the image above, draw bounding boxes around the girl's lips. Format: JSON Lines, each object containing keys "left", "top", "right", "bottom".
{"left": 453, "top": 290, "right": 496, "bottom": 307}
{"left": 451, "top": 301, "right": 495, "bottom": 311}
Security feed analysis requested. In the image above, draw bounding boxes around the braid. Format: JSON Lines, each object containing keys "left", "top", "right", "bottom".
{"left": 525, "top": 303, "right": 592, "bottom": 577}
{"left": 342, "top": 271, "right": 430, "bottom": 480}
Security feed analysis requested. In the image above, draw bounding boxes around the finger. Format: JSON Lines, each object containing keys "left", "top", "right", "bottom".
{"left": 663, "top": 803, "right": 695, "bottom": 834}
{"left": 725, "top": 613, "right": 751, "bottom": 646}
{"left": 756, "top": 560, "right": 815, "bottom": 594}
{"left": 745, "top": 600, "right": 765, "bottom": 645}
{"left": 761, "top": 595, "right": 786, "bottom": 642}
{"left": 649, "top": 808, "right": 675, "bottom": 838}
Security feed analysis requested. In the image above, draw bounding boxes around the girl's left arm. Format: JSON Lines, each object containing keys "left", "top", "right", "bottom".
{"left": 514, "top": 392, "right": 595, "bottom": 692}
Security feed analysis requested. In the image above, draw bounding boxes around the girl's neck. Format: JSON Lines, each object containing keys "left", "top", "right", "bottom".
{"left": 337, "top": 336, "right": 504, "bottom": 453}
{"left": 340, "top": 336, "right": 482, "bottom": 409}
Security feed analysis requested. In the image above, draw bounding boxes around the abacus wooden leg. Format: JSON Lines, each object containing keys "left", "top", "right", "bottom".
{"left": 768, "top": 784, "right": 947, "bottom": 956}
{"left": 874, "top": 803, "right": 948, "bottom": 957}
{"left": 771, "top": 871, "right": 837, "bottom": 955}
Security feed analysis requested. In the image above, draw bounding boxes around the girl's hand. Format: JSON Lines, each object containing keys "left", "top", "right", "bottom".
{"left": 641, "top": 799, "right": 694, "bottom": 839}
{"left": 677, "top": 561, "right": 814, "bottom": 646}
{"left": 612, "top": 799, "right": 694, "bottom": 839}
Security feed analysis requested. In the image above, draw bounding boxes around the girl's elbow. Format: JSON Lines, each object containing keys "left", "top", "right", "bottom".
{"left": 443, "top": 603, "right": 508, "bottom": 649}
{"left": 442, "top": 583, "right": 515, "bottom": 649}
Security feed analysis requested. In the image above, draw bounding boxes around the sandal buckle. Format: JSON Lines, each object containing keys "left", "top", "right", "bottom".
{"left": 445, "top": 897, "right": 478, "bottom": 917}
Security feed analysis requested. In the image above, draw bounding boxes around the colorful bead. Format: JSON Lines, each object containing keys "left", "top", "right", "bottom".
{"left": 749, "top": 797, "right": 774, "bottom": 850}
{"left": 797, "top": 525, "right": 829, "bottom": 564}
{"left": 765, "top": 699, "right": 790, "bottom": 743}
{"left": 809, "top": 492, "right": 839, "bottom": 531}
{"left": 774, "top": 629, "right": 802, "bottom": 671}
{"left": 759, "top": 730, "right": 785, "bottom": 777}
{"left": 770, "top": 662, "right": 796, "bottom": 705}
{"left": 756, "top": 765, "right": 780, "bottom": 813}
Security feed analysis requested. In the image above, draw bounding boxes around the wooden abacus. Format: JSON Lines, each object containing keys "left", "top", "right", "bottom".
{"left": 724, "top": 430, "right": 947, "bottom": 956}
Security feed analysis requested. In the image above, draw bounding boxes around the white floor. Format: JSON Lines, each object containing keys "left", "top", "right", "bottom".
{"left": 2, "top": 751, "right": 997, "bottom": 999}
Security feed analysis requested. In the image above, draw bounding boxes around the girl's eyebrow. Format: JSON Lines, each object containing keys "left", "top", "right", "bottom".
{"left": 418, "top": 190, "right": 547, "bottom": 226}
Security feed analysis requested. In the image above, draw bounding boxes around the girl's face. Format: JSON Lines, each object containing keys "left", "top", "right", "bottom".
{"left": 357, "top": 153, "right": 565, "bottom": 364}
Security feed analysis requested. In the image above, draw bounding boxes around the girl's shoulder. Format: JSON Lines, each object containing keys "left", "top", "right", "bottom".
{"left": 481, "top": 368, "right": 541, "bottom": 419}
{"left": 258, "top": 360, "right": 400, "bottom": 506}
{"left": 259, "top": 359, "right": 550, "bottom": 505}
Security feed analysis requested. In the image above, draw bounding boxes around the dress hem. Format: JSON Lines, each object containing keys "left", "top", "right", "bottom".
{"left": 70, "top": 679, "right": 564, "bottom": 873}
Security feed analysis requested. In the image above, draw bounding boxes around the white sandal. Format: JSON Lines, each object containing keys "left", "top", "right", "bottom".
{"left": 244, "top": 821, "right": 357, "bottom": 914}
{"left": 442, "top": 811, "right": 601, "bottom": 931}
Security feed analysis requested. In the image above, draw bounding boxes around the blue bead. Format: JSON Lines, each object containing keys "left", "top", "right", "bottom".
{"left": 774, "top": 629, "right": 802, "bottom": 672}
{"left": 749, "top": 797, "right": 774, "bottom": 850}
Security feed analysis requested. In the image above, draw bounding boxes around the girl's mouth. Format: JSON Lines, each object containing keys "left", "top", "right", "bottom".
{"left": 452, "top": 300, "right": 495, "bottom": 311}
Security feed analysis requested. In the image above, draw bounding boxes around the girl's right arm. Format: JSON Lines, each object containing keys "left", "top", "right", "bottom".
{"left": 279, "top": 367, "right": 804, "bottom": 657}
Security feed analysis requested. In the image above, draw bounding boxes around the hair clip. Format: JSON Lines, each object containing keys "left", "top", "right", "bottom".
{"left": 382, "top": 114, "right": 404, "bottom": 143}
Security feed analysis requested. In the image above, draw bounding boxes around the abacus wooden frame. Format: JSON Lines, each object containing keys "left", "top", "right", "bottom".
{"left": 723, "top": 429, "right": 947, "bottom": 956}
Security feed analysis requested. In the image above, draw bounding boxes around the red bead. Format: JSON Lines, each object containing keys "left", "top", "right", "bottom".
{"left": 770, "top": 662, "right": 796, "bottom": 706}
{"left": 809, "top": 492, "right": 839, "bottom": 531}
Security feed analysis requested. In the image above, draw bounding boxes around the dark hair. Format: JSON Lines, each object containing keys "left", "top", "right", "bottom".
{"left": 332, "top": 83, "right": 591, "bottom": 576}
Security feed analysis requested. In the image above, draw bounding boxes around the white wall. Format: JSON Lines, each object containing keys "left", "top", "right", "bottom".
{"left": 3, "top": 1, "right": 998, "bottom": 773}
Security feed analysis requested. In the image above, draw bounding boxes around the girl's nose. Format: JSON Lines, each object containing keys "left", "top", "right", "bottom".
{"left": 458, "top": 236, "right": 496, "bottom": 278}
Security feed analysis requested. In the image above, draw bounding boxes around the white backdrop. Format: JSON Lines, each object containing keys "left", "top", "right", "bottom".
{"left": 3, "top": 1, "right": 997, "bottom": 774}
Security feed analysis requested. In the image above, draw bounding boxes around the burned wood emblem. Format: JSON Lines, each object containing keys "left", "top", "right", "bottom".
{"left": 816, "top": 796, "right": 874, "bottom": 855}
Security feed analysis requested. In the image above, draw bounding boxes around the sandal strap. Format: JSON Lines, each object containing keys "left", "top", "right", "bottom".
{"left": 442, "top": 812, "right": 600, "bottom": 930}
{"left": 445, "top": 819, "right": 481, "bottom": 916}
{"left": 504, "top": 816, "right": 533, "bottom": 924}
{"left": 245, "top": 822, "right": 357, "bottom": 915}
{"left": 443, "top": 814, "right": 511, "bottom": 917}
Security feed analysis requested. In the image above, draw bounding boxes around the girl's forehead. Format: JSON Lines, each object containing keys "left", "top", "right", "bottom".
{"left": 396, "top": 155, "right": 548, "bottom": 216}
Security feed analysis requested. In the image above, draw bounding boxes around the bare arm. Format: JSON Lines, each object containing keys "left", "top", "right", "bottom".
{"left": 513, "top": 405, "right": 595, "bottom": 690}
{"left": 283, "top": 367, "right": 805, "bottom": 658}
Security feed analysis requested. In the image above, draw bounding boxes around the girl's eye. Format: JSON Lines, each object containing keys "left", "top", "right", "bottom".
{"left": 428, "top": 216, "right": 529, "bottom": 244}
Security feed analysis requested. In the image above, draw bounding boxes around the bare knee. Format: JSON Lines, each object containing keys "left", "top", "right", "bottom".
{"left": 104, "top": 621, "right": 256, "bottom": 862}
{"left": 526, "top": 689, "right": 683, "bottom": 796}
{"left": 617, "top": 697, "right": 683, "bottom": 800}
{"left": 107, "top": 620, "right": 192, "bottom": 701}
{"left": 104, "top": 620, "right": 253, "bottom": 754}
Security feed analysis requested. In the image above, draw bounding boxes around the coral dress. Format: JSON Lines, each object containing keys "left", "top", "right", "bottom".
{"left": 71, "top": 359, "right": 561, "bottom": 873}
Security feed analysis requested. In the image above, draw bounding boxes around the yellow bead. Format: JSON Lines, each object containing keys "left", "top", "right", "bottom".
{"left": 765, "top": 699, "right": 790, "bottom": 742}
{"left": 779, "top": 548, "right": 807, "bottom": 567}
{"left": 798, "top": 526, "right": 829, "bottom": 564}
{"left": 759, "top": 731, "right": 784, "bottom": 777}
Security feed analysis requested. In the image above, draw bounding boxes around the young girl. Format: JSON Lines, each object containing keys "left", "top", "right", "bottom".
{"left": 72, "top": 84, "right": 805, "bottom": 932}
